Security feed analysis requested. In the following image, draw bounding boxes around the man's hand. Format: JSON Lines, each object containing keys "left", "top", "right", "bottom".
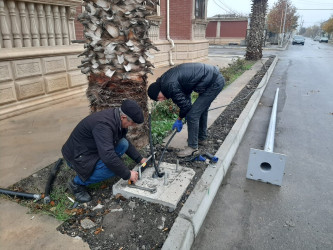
{"left": 129, "top": 170, "right": 139, "bottom": 184}
{"left": 172, "top": 119, "right": 183, "bottom": 132}
{"left": 140, "top": 158, "right": 148, "bottom": 164}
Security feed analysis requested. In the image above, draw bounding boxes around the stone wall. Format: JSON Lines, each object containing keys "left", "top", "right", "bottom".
{"left": 0, "top": 0, "right": 85, "bottom": 120}
{"left": 0, "top": 0, "right": 209, "bottom": 120}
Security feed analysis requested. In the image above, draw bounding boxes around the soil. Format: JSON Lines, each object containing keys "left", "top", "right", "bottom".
{"left": 8, "top": 55, "right": 275, "bottom": 250}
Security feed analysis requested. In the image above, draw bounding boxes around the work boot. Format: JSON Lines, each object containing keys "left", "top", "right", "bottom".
{"left": 177, "top": 146, "right": 199, "bottom": 158}
{"left": 68, "top": 179, "right": 91, "bottom": 203}
{"left": 198, "top": 140, "right": 207, "bottom": 146}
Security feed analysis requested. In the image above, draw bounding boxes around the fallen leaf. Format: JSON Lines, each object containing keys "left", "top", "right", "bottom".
{"left": 94, "top": 227, "right": 104, "bottom": 235}
{"left": 115, "top": 193, "right": 126, "bottom": 201}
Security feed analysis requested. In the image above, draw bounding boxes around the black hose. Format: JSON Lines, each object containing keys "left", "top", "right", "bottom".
{"left": 44, "top": 158, "right": 63, "bottom": 204}
{"left": 149, "top": 112, "right": 164, "bottom": 178}
{"left": 0, "top": 188, "right": 41, "bottom": 200}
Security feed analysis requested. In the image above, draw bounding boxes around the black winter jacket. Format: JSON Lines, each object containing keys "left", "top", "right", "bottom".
{"left": 157, "top": 63, "right": 220, "bottom": 118}
{"left": 62, "top": 108, "right": 143, "bottom": 182}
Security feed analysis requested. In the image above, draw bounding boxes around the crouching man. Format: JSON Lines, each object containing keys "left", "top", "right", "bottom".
{"left": 62, "top": 99, "right": 147, "bottom": 203}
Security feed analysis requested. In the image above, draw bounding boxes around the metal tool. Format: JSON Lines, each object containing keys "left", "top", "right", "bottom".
{"left": 128, "top": 154, "right": 154, "bottom": 184}
{"left": 127, "top": 184, "right": 157, "bottom": 193}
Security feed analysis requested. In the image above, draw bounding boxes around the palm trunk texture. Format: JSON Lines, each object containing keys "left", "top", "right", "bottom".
{"left": 246, "top": 0, "right": 268, "bottom": 60}
{"left": 77, "top": 0, "right": 160, "bottom": 147}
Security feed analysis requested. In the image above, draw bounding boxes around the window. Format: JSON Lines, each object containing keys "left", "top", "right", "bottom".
{"left": 195, "top": 0, "right": 205, "bottom": 19}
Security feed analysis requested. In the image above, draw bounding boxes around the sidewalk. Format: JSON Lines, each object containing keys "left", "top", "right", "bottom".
{"left": 0, "top": 55, "right": 265, "bottom": 249}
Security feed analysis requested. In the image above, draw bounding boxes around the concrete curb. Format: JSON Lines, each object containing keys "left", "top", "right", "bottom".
{"left": 162, "top": 56, "right": 279, "bottom": 250}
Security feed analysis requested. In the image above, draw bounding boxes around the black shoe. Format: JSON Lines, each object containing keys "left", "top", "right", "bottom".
{"left": 68, "top": 179, "right": 91, "bottom": 203}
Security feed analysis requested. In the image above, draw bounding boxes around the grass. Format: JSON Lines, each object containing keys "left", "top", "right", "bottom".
{"left": 48, "top": 187, "right": 73, "bottom": 221}
{"left": 151, "top": 58, "right": 255, "bottom": 144}
{"left": 221, "top": 58, "right": 255, "bottom": 87}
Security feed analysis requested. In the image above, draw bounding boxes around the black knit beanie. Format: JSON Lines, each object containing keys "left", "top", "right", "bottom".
{"left": 121, "top": 99, "right": 144, "bottom": 124}
{"left": 147, "top": 81, "right": 161, "bottom": 101}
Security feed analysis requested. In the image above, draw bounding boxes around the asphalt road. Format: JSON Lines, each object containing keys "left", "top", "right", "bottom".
{"left": 193, "top": 41, "right": 333, "bottom": 249}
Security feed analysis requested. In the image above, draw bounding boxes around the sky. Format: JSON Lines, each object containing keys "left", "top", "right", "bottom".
{"left": 207, "top": 0, "right": 333, "bottom": 28}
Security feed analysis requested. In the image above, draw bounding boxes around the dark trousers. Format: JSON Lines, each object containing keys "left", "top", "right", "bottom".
{"left": 187, "top": 74, "right": 225, "bottom": 148}
{"left": 73, "top": 138, "right": 129, "bottom": 186}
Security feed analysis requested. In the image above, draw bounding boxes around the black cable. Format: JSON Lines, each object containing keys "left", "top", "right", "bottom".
{"left": 44, "top": 158, "right": 63, "bottom": 204}
{"left": 0, "top": 188, "right": 41, "bottom": 200}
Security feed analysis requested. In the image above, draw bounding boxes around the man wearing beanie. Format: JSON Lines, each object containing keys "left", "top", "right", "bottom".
{"left": 148, "top": 63, "right": 225, "bottom": 157}
{"left": 62, "top": 99, "right": 147, "bottom": 203}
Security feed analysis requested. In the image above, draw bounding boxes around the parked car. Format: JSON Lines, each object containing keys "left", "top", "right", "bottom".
{"left": 314, "top": 36, "right": 320, "bottom": 41}
{"left": 292, "top": 35, "right": 305, "bottom": 45}
{"left": 319, "top": 37, "right": 328, "bottom": 43}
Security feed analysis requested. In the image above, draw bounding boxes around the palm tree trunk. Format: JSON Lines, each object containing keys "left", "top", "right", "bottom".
{"left": 77, "top": 0, "right": 160, "bottom": 147}
{"left": 246, "top": 0, "right": 268, "bottom": 60}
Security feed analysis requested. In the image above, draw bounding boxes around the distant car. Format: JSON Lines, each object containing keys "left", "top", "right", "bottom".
{"left": 319, "top": 37, "right": 328, "bottom": 43}
{"left": 292, "top": 35, "right": 305, "bottom": 45}
{"left": 314, "top": 36, "right": 320, "bottom": 41}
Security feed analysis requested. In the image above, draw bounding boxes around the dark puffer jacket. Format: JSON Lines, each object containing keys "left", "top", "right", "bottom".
{"left": 62, "top": 108, "right": 143, "bottom": 182}
{"left": 157, "top": 63, "right": 220, "bottom": 118}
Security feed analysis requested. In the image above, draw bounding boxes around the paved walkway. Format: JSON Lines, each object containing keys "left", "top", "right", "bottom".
{"left": 0, "top": 56, "right": 261, "bottom": 249}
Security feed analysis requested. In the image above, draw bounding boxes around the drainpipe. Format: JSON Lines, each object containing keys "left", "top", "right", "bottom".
{"left": 166, "top": 0, "right": 175, "bottom": 66}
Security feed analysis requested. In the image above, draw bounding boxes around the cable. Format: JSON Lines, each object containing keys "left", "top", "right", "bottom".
{"left": 212, "top": 0, "right": 231, "bottom": 14}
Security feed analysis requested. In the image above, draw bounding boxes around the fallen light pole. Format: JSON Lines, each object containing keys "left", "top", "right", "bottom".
{"left": 246, "top": 88, "right": 287, "bottom": 186}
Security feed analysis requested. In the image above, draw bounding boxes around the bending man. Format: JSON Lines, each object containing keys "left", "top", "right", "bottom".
{"left": 148, "top": 63, "right": 225, "bottom": 157}
{"left": 62, "top": 99, "right": 147, "bottom": 202}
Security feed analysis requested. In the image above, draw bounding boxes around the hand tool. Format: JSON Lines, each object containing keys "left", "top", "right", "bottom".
{"left": 128, "top": 154, "right": 154, "bottom": 185}
{"left": 203, "top": 152, "right": 219, "bottom": 163}
{"left": 127, "top": 184, "right": 157, "bottom": 193}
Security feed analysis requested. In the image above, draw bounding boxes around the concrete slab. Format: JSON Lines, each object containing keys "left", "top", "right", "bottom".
{"left": 113, "top": 162, "right": 195, "bottom": 209}
{"left": 0, "top": 199, "right": 90, "bottom": 250}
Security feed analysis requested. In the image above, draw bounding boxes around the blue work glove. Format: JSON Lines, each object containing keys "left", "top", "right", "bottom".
{"left": 172, "top": 119, "right": 183, "bottom": 132}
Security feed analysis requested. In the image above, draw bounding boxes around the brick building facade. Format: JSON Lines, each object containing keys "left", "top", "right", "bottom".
{"left": 206, "top": 14, "right": 249, "bottom": 45}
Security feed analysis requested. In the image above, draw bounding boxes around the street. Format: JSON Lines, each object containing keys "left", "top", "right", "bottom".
{"left": 192, "top": 40, "right": 333, "bottom": 249}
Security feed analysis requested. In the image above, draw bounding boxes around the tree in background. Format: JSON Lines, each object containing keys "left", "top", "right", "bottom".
{"left": 299, "top": 27, "right": 306, "bottom": 36}
{"left": 245, "top": 0, "right": 268, "bottom": 60}
{"left": 304, "top": 25, "right": 320, "bottom": 38}
{"left": 77, "top": 0, "right": 159, "bottom": 146}
{"left": 322, "top": 16, "right": 333, "bottom": 37}
{"left": 266, "top": 0, "right": 298, "bottom": 36}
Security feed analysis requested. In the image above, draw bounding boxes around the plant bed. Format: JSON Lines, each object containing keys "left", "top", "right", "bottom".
{"left": 5, "top": 55, "right": 275, "bottom": 250}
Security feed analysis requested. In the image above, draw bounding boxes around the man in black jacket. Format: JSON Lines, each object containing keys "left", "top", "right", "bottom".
{"left": 62, "top": 99, "right": 147, "bottom": 202}
{"left": 148, "top": 63, "right": 225, "bottom": 157}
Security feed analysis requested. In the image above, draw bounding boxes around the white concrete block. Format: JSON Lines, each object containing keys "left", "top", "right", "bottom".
{"left": 113, "top": 162, "right": 195, "bottom": 209}
{"left": 246, "top": 148, "right": 286, "bottom": 186}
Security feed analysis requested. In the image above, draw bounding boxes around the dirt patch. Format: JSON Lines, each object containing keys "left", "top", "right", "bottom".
{"left": 8, "top": 56, "right": 275, "bottom": 250}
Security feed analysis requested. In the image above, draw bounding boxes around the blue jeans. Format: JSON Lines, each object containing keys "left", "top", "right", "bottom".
{"left": 73, "top": 138, "right": 129, "bottom": 186}
{"left": 187, "top": 74, "right": 225, "bottom": 148}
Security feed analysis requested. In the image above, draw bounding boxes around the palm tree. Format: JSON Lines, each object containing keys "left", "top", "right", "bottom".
{"left": 245, "top": 0, "right": 268, "bottom": 60}
{"left": 77, "top": 0, "right": 159, "bottom": 146}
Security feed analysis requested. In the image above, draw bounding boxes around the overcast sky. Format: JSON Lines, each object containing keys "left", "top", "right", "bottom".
{"left": 207, "top": 0, "right": 333, "bottom": 28}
